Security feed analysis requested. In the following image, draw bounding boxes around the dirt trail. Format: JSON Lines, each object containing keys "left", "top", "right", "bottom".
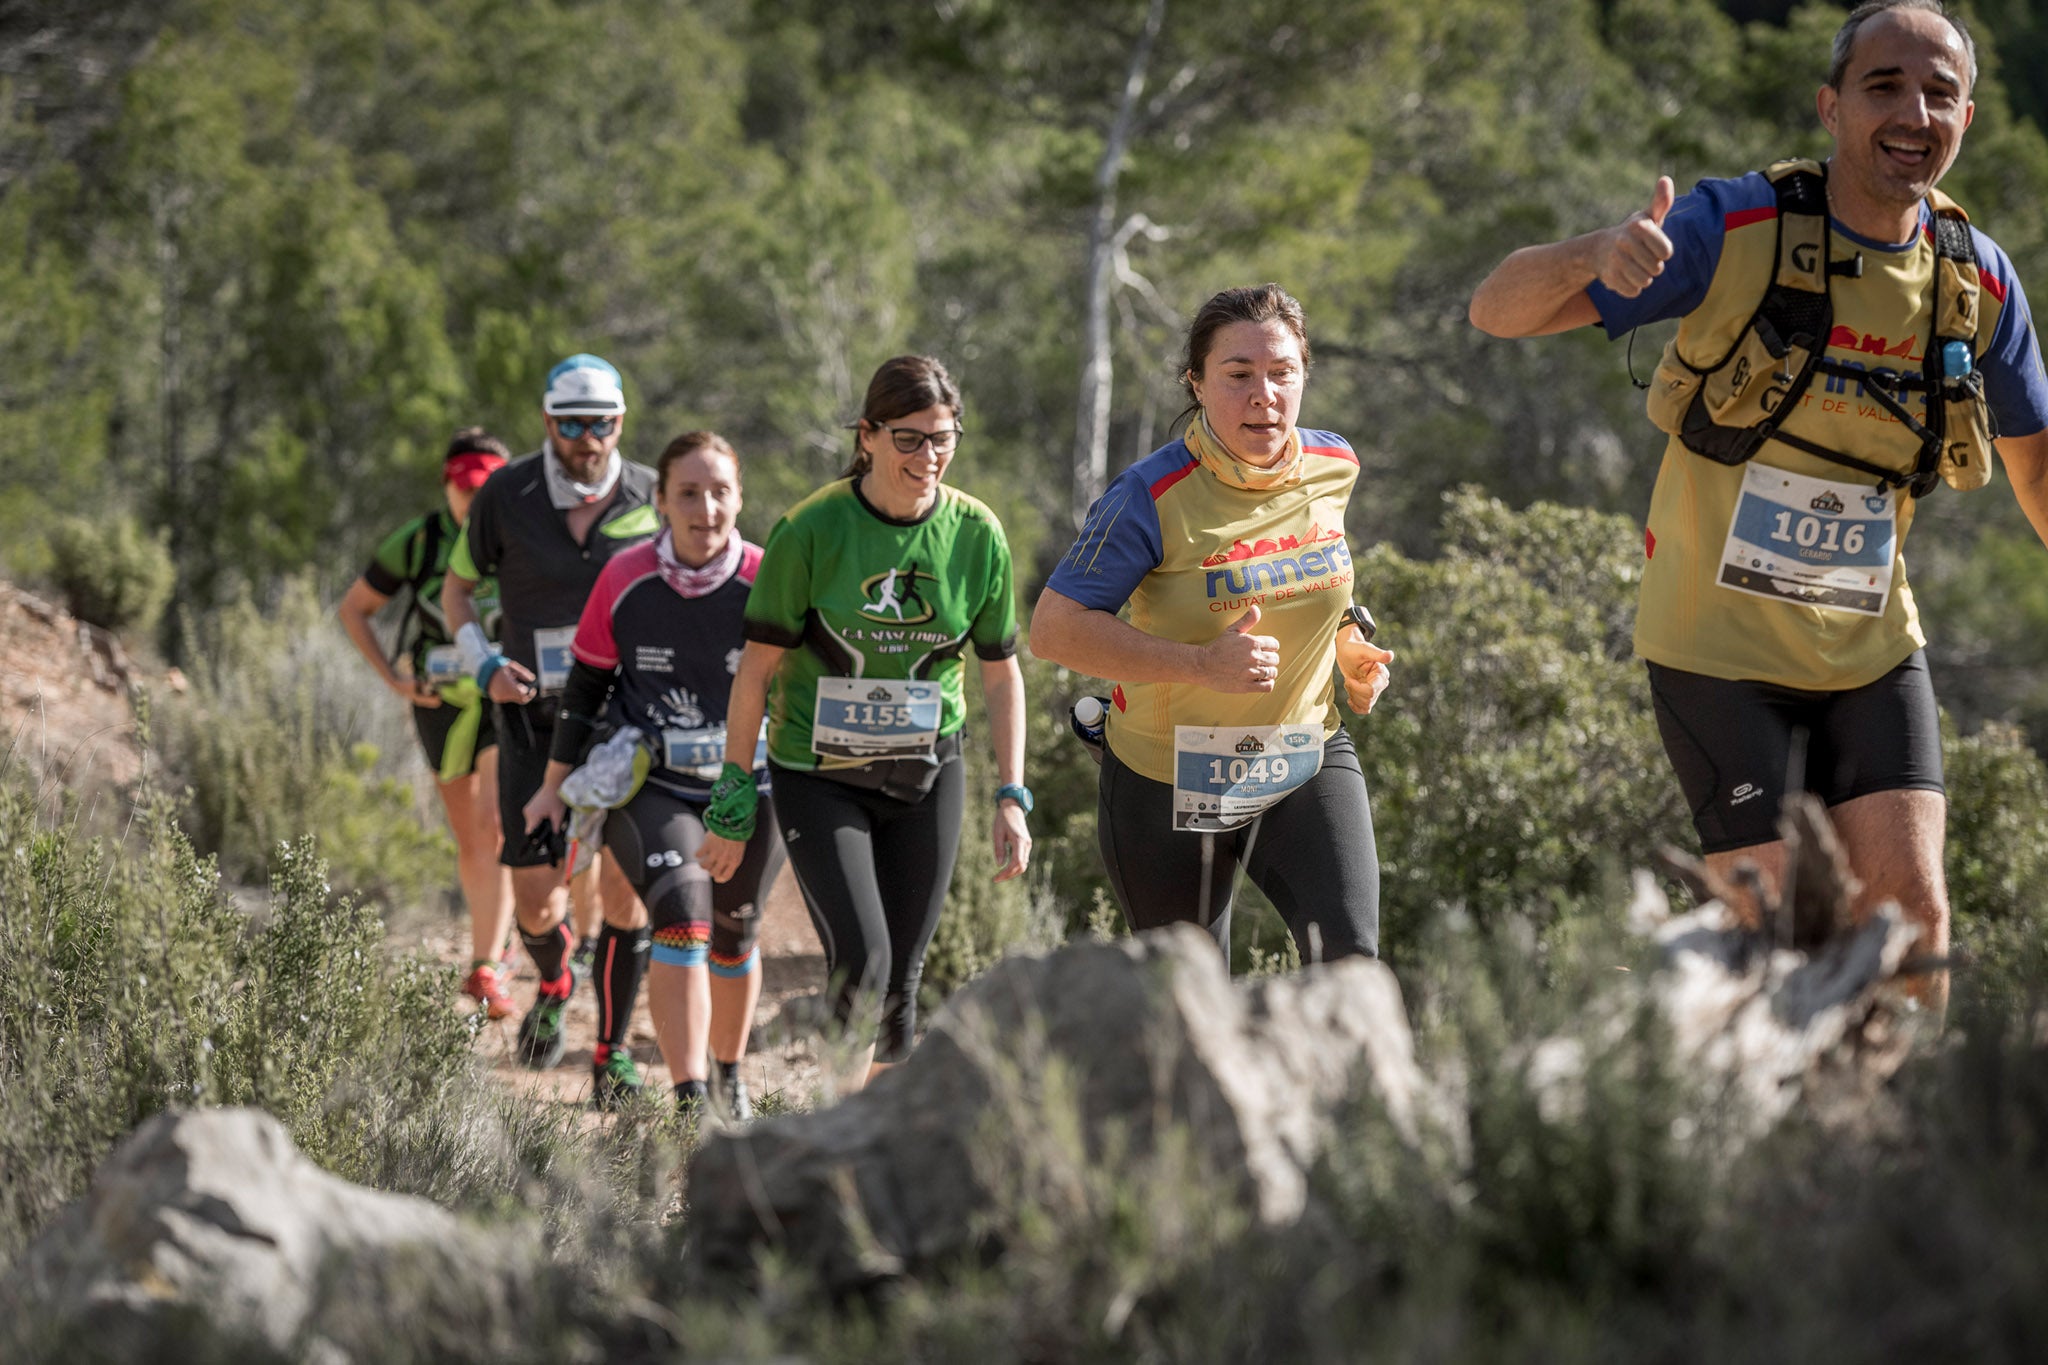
{"left": 412, "top": 860, "right": 833, "bottom": 1117}
{"left": 0, "top": 576, "right": 837, "bottom": 1115}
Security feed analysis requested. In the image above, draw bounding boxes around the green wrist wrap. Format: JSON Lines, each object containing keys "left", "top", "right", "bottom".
{"left": 704, "top": 762, "right": 759, "bottom": 841}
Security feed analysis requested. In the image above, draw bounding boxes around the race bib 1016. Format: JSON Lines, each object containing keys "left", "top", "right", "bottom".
{"left": 1717, "top": 465, "right": 1897, "bottom": 617}
{"left": 1171, "top": 724, "right": 1323, "bottom": 832}
{"left": 811, "top": 677, "right": 942, "bottom": 759}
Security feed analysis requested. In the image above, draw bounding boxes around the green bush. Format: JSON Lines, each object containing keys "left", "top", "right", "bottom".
{"left": 1355, "top": 488, "right": 1691, "bottom": 958}
{"left": 0, "top": 782, "right": 528, "bottom": 1263}
{"left": 155, "top": 579, "right": 452, "bottom": 905}
{"left": 922, "top": 676, "right": 1067, "bottom": 1003}
{"left": 1944, "top": 718, "right": 2048, "bottom": 1001}
{"left": 44, "top": 513, "right": 175, "bottom": 638}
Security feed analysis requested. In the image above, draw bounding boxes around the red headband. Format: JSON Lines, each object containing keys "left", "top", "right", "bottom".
{"left": 443, "top": 450, "right": 506, "bottom": 490}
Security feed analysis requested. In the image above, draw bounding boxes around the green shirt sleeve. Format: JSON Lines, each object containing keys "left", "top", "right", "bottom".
{"left": 970, "top": 513, "right": 1019, "bottom": 660}
{"left": 449, "top": 516, "right": 482, "bottom": 582}
{"left": 362, "top": 515, "right": 426, "bottom": 597}
{"left": 742, "top": 514, "right": 813, "bottom": 649}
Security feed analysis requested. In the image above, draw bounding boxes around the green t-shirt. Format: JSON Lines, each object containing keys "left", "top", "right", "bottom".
{"left": 362, "top": 509, "right": 499, "bottom": 673}
{"left": 743, "top": 478, "right": 1018, "bottom": 771}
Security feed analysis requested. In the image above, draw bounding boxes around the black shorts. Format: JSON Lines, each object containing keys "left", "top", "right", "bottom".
{"left": 1646, "top": 651, "right": 1945, "bottom": 855}
{"left": 493, "top": 699, "right": 561, "bottom": 868}
{"left": 411, "top": 700, "right": 496, "bottom": 779}
{"left": 602, "top": 786, "right": 785, "bottom": 975}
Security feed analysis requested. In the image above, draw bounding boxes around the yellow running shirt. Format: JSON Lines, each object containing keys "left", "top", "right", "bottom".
{"left": 1046, "top": 429, "right": 1361, "bottom": 783}
{"left": 1589, "top": 172, "right": 2048, "bottom": 690}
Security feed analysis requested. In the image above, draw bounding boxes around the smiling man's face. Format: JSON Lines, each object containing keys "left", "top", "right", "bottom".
{"left": 1819, "top": 6, "right": 1974, "bottom": 222}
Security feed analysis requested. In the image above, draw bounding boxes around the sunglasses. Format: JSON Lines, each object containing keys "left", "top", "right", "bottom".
{"left": 554, "top": 415, "right": 619, "bottom": 440}
{"left": 881, "top": 425, "right": 963, "bottom": 455}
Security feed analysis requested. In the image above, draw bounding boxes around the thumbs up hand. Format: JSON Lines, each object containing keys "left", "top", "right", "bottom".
{"left": 1200, "top": 603, "right": 1283, "bottom": 694}
{"left": 1335, "top": 625, "right": 1395, "bottom": 716}
{"left": 1594, "top": 175, "right": 1676, "bottom": 299}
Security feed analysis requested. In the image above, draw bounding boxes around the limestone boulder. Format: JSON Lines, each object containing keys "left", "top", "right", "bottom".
{"left": 684, "top": 923, "right": 1456, "bottom": 1294}
{"left": 16, "top": 1107, "right": 542, "bottom": 1360}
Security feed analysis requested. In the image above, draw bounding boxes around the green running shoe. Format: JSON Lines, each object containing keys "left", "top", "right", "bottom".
{"left": 516, "top": 987, "right": 570, "bottom": 1070}
{"left": 591, "top": 1048, "right": 644, "bottom": 1110}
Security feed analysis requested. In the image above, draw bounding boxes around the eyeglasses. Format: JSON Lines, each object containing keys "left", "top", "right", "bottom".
{"left": 554, "top": 416, "right": 618, "bottom": 440}
{"left": 883, "top": 425, "right": 962, "bottom": 455}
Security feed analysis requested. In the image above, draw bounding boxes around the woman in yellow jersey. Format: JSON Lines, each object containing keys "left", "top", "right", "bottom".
{"left": 1032, "top": 285, "right": 1393, "bottom": 963}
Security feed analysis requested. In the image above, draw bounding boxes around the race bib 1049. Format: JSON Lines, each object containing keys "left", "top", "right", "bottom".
{"left": 1717, "top": 465, "right": 1897, "bottom": 617}
{"left": 812, "top": 677, "right": 942, "bottom": 759}
{"left": 1171, "top": 724, "right": 1323, "bottom": 832}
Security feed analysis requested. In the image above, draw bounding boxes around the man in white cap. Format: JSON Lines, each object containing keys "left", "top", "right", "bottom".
{"left": 445, "top": 354, "right": 661, "bottom": 1103}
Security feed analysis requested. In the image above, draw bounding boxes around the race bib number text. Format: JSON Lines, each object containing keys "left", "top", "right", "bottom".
{"left": 1717, "top": 465, "right": 1896, "bottom": 617}
{"left": 1172, "top": 725, "right": 1323, "bottom": 832}
{"left": 812, "top": 677, "right": 942, "bottom": 759}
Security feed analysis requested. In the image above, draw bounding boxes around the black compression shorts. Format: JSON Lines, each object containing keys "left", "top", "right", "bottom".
{"left": 1097, "top": 727, "right": 1380, "bottom": 965}
{"left": 602, "top": 787, "right": 784, "bottom": 975}
{"left": 770, "top": 757, "right": 965, "bottom": 1063}
{"left": 411, "top": 700, "right": 496, "bottom": 778}
{"left": 1645, "top": 651, "right": 1945, "bottom": 855}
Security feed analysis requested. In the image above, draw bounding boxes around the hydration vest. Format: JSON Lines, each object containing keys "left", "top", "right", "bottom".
{"left": 1644, "top": 158, "right": 1998, "bottom": 497}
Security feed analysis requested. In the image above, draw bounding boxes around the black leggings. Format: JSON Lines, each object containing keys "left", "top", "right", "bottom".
{"left": 1098, "top": 727, "right": 1380, "bottom": 965}
{"left": 770, "top": 757, "right": 965, "bottom": 1062}
{"left": 602, "top": 786, "right": 786, "bottom": 975}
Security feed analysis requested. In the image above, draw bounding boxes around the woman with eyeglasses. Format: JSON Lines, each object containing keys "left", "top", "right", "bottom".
{"left": 696, "top": 355, "right": 1030, "bottom": 1092}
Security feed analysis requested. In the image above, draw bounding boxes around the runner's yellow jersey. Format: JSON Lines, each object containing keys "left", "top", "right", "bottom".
{"left": 1589, "top": 172, "right": 2048, "bottom": 690}
{"left": 1046, "top": 429, "right": 1361, "bottom": 783}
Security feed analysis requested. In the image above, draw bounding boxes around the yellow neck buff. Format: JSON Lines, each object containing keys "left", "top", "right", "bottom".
{"left": 1185, "top": 411, "right": 1305, "bottom": 491}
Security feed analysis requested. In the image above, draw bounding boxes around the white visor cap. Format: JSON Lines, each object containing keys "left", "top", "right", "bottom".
{"left": 542, "top": 354, "right": 627, "bottom": 415}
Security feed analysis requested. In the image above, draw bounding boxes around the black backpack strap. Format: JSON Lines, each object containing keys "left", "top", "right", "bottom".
{"left": 386, "top": 513, "right": 448, "bottom": 669}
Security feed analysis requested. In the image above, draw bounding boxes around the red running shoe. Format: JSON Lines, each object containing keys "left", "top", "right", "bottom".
{"left": 462, "top": 962, "right": 515, "bottom": 1020}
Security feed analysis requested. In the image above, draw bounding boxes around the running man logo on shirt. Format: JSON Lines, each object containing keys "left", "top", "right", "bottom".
{"left": 858, "top": 564, "right": 937, "bottom": 624}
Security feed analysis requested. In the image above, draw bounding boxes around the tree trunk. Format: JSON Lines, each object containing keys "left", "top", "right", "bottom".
{"left": 1071, "top": 0, "right": 1166, "bottom": 528}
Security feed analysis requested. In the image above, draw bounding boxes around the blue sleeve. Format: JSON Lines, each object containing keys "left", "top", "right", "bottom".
{"left": 1044, "top": 468, "right": 1163, "bottom": 613}
{"left": 1974, "top": 235, "right": 2048, "bottom": 439}
{"left": 1587, "top": 174, "right": 1767, "bottom": 339}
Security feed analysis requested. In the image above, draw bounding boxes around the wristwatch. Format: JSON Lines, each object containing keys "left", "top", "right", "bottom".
{"left": 996, "top": 783, "right": 1034, "bottom": 814}
{"left": 1341, "top": 603, "right": 1378, "bottom": 642}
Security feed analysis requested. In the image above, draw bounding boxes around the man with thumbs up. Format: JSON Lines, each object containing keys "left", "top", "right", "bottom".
{"left": 1034, "top": 283, "right": 1393, "bottom": 967}
{"left": 1470, "top": 0, "right": 2048, "bottom": 1009}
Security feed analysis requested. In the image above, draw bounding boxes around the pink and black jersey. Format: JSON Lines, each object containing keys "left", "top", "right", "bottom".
{"left": 570, "top": 538, "right": 764, "bottom": 798}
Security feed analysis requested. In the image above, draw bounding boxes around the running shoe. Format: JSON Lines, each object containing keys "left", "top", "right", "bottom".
{"left": 724, "top": 1074, "right": 753, "bottom": 1122}
{"left": 674, "top": 1078, "right": 710, "bottom": 1121}
{"left": 591, "top": 1048, "right": 644, "bottom": 1111}
{"left": 516, "top": 982, "right": 571, "bottom": 1070}
{"left": 461, "top": 962, "right": 515, "bottom": 1020}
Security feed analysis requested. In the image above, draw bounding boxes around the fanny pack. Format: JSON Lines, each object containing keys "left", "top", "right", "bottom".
{"left": 796, "top": 730, "right": 963, "bottom": 802}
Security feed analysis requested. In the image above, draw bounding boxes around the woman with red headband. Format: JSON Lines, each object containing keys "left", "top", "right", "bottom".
{"left": 339, "top": 427, "right": 519, "bottom": 1017}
